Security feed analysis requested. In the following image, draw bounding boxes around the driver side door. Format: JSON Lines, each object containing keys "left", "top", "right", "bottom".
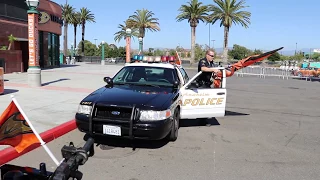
{"left": 179, "top": 69, "right": 227, "bottom": 119}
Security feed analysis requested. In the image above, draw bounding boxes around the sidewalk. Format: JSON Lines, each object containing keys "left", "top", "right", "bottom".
{"left": 0, "top": 62, "right": 123, "bottom": 150}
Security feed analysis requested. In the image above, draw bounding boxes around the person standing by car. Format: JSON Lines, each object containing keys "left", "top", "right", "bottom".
{"left": 197, "top": 50, "right": 220, "bottom": 126}
{"left": 197, "top": 50, "right": 220, "bottom": 88}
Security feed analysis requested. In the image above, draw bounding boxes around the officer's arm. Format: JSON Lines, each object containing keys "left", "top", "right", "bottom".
{"left": 200, "top": 61, "right": 219, "bottom": 73}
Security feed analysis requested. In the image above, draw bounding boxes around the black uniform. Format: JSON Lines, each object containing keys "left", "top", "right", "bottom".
{"left": 197, "top": 58, "right": 218, "bottom": 87}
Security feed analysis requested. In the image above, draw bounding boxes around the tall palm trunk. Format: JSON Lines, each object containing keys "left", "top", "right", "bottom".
{"left": 63, "top": 20, "right": 68, "bottom": 56}
{"left": 81, "top": 22, "right": 85, "bottom": 56}
{"left": 191, "top": 26, "right": 196, "bottom": 63}
{"left": 73, "top": 24, "right": 77, "bottom": 52}
{"left": 223, "top": 26, "right": 229, "bottom": 63}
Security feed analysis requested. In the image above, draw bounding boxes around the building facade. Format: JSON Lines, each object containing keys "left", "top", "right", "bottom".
{"left": 0, "top": 0, "right": 62, "bottom": 73}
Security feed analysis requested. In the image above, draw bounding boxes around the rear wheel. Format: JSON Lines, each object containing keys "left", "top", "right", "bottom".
{"left": 167, "top": 109, "right": 179, "bottom": 141}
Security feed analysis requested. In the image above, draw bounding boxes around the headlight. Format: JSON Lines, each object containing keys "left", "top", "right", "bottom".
{"left": 139, "top": 109, "right": 172, "bottom": 121}
{"left": 77, "top": 105, "right": 92, "bottom": 115}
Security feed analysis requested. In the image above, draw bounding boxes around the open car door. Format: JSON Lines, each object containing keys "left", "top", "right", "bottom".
{"left": 179, "top": 68, "right": 227, "bottom": 119}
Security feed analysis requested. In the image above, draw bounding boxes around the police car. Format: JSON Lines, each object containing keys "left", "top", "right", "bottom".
{"left": 75, "top": 55, "right": 227, "bottom": 142}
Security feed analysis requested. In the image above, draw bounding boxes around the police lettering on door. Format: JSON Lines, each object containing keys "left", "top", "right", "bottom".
{"left": 179, "top": 98, "right": 224, "bottom": 106}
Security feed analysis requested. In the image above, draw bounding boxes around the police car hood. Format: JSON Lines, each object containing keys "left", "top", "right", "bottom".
{"left": 82, "top": 85, "right": 176, "bottom": 110}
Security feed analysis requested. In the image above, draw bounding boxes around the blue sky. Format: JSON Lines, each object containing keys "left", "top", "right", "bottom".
{"left": 55, "top": 0, "right": 319, "bottom": 52}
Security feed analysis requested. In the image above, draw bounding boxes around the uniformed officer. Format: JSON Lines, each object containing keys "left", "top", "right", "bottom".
{"left": 197, "top": 50, "right": 220, "bottom": 88}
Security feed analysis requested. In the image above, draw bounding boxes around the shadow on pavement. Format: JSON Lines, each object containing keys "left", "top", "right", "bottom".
{"left": 292, "top": 77, "right": 320, "bottom": 82}
{"left": 180, "top": 118, "right": 220, "bottom": 127}
{"left": 42, "top": 78, "right": 70, "bottom": 86}
{"left": 3, "top": 89, "right": 19, "bottom": 95}
{"left": 42, "top": 64, "right": 79, "bottom": 70}
{"left": 225, "top": 110, "right": 250, "bottom": 116}
{"left": 180, "top": 110, "right": 249, "bottom": 127}
{"left": 90, "top": 136, "right": 169, "bottom": 151}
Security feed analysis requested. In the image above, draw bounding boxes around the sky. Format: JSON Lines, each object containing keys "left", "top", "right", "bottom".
{"left": 54, "top": 0, "right": 320, "bottom": 53}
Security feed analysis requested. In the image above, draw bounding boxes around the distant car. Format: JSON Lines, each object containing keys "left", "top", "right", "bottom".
{"left": 108, "top": 58, "right": 116, "bottom": 63}
{"left": 75, "top": 58, "right": 227, "bottom": 142}
{"left": 293, "top": 67, "right": 320, "bottom": 77}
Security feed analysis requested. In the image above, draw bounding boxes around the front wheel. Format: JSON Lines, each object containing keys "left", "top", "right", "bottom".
{"left": 167, "top": 109, "right": 179, "bottom": 141}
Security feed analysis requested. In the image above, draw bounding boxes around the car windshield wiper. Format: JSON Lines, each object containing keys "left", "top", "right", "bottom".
{"left": 133, "top": 83, "right": 161, "bottom": 88}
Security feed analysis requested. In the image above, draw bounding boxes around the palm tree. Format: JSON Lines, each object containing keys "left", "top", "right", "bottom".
{"left": 61, "top": 3, "right": 74, "bottom": 57}
{"left": 208, "top": 0, "right": 251, "bottom": 63}
{"left": 79, "top": 7, "right": 95, "bottom": 56}
{"left": 127, "top": 9, "right": 160, "bottom": 52}
{"left": 70, "top": 11, "right": 80, "bottom": 51}
{"left": 176, "top": 0, "right": 209, "bottom": 63}
{"left": 114, "top": 20, "right": 139, "bottom": 43}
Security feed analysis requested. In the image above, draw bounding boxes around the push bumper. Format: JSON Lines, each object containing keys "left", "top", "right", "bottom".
{"left": 75, "top": 113, "right": 173, "bottom": 140}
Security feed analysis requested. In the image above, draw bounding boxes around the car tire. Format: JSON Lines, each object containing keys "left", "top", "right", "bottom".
{"left": 168, "top": 109, "right": 179, "bottom": 141}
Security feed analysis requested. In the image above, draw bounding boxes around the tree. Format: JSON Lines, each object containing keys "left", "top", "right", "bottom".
{"left": 76, "top": 40, "right": 97, "bottom": 56}
{"left": 176, "top": 0, "right": 209, "bottom": 63}
{"left": 70, "top": 11, "right": 80, "bottom": 51}
{"left": 127, "top": 9, "right": 160, "bottom": 51}
{"left": 268, "top": 52, "right": 281, "bottom": 62}
{"left": 208, "top": 0, "right": 251, "bottom": 63}
{"left": 195, "top": 43, "right": 207, "bottom": 60}
{"left": 61, "top": 3, "right": 75, "bottom": 56}
{"left": 251, "top": 49, "right": 263, "bottom": 55}
{"left": 228, "top": 44, "right": 252, "bottom": 60}
{"left": 7, "top": 34, "right": 16, "bottom": 50}
{"left": 114, "top": 20, "right": 139, "bottom": 43}
{"left": 79, "top": 7, "right": 95, "bottom": 56}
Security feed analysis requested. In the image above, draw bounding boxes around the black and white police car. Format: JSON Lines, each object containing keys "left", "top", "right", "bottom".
{"left": 75, "top": 56, "right": 227, "bottom": 141}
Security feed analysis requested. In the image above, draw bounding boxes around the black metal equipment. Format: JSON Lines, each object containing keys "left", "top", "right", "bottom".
{"left": 0, "top": 134, "right": 95, "bottom": 180}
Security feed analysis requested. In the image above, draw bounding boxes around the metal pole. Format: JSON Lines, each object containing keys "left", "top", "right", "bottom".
{"left": 211, "top": 40, "right": 215, "bottom": 50}
{"left": 126, "top": 29, "right": 131, "bottom": 63}
{"left": 27, "top": 2, "right": 41, "bottom": 87}
{"left": 209, "top": 24, "right": 210, "bottom": 49}
{"left": 101, "top": 41, "right": 105, "bottom": 65}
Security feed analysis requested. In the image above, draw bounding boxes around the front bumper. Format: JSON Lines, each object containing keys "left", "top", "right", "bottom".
{"left": 75, "top": 113, "right": 172, "bottom": 140}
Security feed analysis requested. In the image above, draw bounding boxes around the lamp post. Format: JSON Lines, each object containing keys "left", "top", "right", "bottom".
{"left": 138, "top": 37, "right": 143, "bottom": 54}
{"left": 71, "top": 44, "right": 74, "bottom": 57}
{"left": 101, "top": 41, "right": 105, "bottom": 65}
{"left": 26, "top": 0, "right": 41, "bottom": 87}
{"left": 126, "top": 28, "right": 132, "bottom": 63}
{"left": 211, "top": 40, "right": 215, "bottom": 50}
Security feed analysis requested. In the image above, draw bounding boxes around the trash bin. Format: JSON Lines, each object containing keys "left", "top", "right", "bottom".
{"left": 0, "top": 67, "right": 4, "bottom": 95}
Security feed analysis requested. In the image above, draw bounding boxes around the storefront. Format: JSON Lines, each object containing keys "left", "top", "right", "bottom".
{"left": 0, "top": 0, "right": 62, "bottom": 73}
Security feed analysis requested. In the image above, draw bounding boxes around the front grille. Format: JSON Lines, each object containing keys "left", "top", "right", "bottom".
{"left": 94, "top": 105, "right": 133, "bottom": 121}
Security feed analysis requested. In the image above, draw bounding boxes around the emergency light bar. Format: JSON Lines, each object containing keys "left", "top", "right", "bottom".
{"left": 132, "top": 54, "right": 180, "bottom": 64}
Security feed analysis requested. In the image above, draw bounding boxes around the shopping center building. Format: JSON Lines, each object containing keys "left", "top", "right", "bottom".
{"left": 0, "top": 0, "right": 62, "bottom": 73}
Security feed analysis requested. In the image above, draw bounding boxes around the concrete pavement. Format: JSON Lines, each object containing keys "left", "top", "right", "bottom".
{"left": 1, "top": 62, "right": 320, "bottom": 180}
{"left": 0, "top": 62, "right": 123, "bottom": 150}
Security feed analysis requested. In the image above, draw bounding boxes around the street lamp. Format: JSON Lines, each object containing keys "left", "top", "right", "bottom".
{"left": 138, "top": 37, "right": 143, "bottom": 54}
{"left": 25, "top": 0, "right": 41, "bottom": 87}
{"left": 71, "top": 44, "right": 74, "bottom": 57}
{"left": 101, "top": 41, "right": 105, "bottom": 65}
{"left": 126, "top": 28, "right": 132, "bottom": 63}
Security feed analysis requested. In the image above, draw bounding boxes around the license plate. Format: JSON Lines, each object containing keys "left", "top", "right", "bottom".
{"left": 103, "top": 125, "right": 121, "bottom": 136}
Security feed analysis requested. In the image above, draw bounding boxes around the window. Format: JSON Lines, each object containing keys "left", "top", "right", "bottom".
{"left": 113, "top": 66, "right": 177, "bottom": 87}
{"left": 186, "top": 72, "right": 223, "bottom": 89}
{"left": 47, "top": 32, "right": 60, "bottom": 66}
{"left": 178, "top": 67, "right": 189, "bottom": 84}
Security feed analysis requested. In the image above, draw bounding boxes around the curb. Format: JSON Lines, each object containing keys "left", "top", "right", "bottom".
{"left": 0, "top": 119, "right": 77, "bottom": 166}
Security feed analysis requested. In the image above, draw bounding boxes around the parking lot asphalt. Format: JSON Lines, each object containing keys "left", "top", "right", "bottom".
{"left": 2, "top": 63, "right": 320, "bottom": 180}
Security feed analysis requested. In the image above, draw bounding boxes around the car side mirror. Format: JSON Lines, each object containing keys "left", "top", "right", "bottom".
{"left": 103, "top": 77, "right": 113, "bottom": 87}
{"left": 173, "top": 80, "right": 179, "bottom": 88}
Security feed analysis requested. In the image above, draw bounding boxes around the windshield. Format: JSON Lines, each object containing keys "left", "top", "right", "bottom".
{"left": 112, "top": 66, "right": 177, "bottom": 87}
